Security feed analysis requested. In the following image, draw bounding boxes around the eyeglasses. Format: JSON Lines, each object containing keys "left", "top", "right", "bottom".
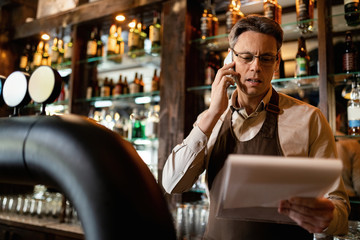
{"left": 231, "top": 48, "right": 278, "bottom": 66}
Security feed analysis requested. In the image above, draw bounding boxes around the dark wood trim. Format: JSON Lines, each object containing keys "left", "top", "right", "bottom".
{"left": 158, "top": 0, "right": 187, "bottom": 181}
{"left": 317, "top": 0, "right": 336, "bottom": 128}
{"left": 13, "top": 0, "right": 165, "bottom": 40}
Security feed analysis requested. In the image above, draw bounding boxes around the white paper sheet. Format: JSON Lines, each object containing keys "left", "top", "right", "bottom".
{"left": 217, "top": 154, "right": 343, "bottom": 223}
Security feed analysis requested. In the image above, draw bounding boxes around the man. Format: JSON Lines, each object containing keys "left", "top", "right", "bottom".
{"left": 162, "top": 15, "right": 349, "bottom": 239}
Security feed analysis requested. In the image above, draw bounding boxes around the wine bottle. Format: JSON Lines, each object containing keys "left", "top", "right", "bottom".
{"left": 264, "top": 0, "right": 282, "bottom": 24}
{"left": 107, "top": 24, "right": 117, "bottom": 56}
{"left": 296, "top": 0, "right": 314, "bottom": 34}
{"left": 149, "top": 11, "right": 161, "bottom": 54}
{"left": 128, "top": 20, "right": 140, "bottom": 55}
{"left": 19, "top": 43, "right": 31, "bottom": 72}
{"left": 347, "top": 78, "right": 360, "bottom": 135}
{"left": 33, "top": 41, "right": 44, "bottom": 68}
{"left": 151, "top": 69, "right": 160, "bottom": 92}
{"left": 41, "top": 42, "right": 51, "bottom": 66}
{"left": 343, "top": 31, "right": 357, "bottom": 74}
{"left": 50, "top": 35, "right": 59, "bottom": 65}
{"left": 200, "top": 0, "right": 212, "bottom": 39}
{"left": 345, "top": 0, "right": 360, "bottom": 26}
{"left": 64, "top": 28, "right": 73, "bottom": 62}
{"left": 295, "top": 36, "right": 310, "bottom": 77}
{"left": 87, "top": 27, "right": 98, "bottom": 58}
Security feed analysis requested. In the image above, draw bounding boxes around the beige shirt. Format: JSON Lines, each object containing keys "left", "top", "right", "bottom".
{"left": 162, "top": 86, "right": 350, "bottom": 236}
{"left": 336, "top": 132, "right": 360, "bottom": 197}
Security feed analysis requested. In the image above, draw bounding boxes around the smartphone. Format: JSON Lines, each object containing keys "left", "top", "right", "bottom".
{"left": 223, "top": 49, "right": 238, "bottom": 84}
{"left": 223, "top": 49, "right": 233, "bottom": 66}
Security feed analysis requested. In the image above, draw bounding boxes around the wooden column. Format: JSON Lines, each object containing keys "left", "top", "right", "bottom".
{"left": 317, "top": 0, "right": 336, "bottom": 130}
{"left": 158, "top": 0, "right": 188, "bottom": 182}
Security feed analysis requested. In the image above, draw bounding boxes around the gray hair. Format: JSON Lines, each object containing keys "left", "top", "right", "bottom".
{"left": 228, "top": 14, "right": 283, "bottom": 51}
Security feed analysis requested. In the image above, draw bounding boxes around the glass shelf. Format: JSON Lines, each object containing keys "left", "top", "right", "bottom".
{"left": 187, "top": 75, "right": 319, "bottom": 93}
{"left": 51, "top": 47, "right": 162, "bottom": 72}
{"left": 331, "top": 10, "right": 360, "bottom": 33}
{"left": 335, "top": 135, "right": 360, "bottom": 139}
{"left": 79, "top": 91, "right": 160, "bottom": 103}
{"left": 191, "top": 18, "right": 318, "bottom": 50}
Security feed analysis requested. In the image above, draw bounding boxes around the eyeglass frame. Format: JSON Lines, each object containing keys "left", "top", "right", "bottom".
{"left": 230, "top": 48, "right": 279, "bottom": 66}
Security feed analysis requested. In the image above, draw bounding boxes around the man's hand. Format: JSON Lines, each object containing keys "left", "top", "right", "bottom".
{"left": 278, "top": 197, "right": 335, "bottom": 233}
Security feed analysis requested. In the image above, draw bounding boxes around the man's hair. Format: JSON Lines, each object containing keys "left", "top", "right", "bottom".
{"left": 228, "top": 14, "right": 284, "bottom": 51}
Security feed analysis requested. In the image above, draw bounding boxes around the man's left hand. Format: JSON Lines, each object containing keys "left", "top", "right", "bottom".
{"left": 278, "top": 197, "right": 335, "bottom": 233}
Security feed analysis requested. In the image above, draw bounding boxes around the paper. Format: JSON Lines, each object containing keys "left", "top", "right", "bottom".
{"left": 217, "top": 154, "right": 342, "bottom": 222}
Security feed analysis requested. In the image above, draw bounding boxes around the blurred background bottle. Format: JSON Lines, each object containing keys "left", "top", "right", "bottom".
{"left": 344, "top": 0, "right": 360, "bottom": 26}
{"left": 296, "top": 0, "right": 314, "bottom": 34}
{"left": 263, "top": 0, "right": 282, "bottom": 24}
{"left": 295, "top": 36, "right": 310, "bottom": 77}
{"left": 343, "top": 31, "right": 357, "bottom": 74}
{"left": 347, "top": 77, "right": 360, "bottom": 135}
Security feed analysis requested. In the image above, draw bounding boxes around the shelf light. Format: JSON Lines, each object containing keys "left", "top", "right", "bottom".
{"left": 94, "top": 100, "right": 112, "bottom": 108}
{"left": 135, "top": 96, "right": 151, "bottom": 104}
{"left": 115, "top": 14, "right": 125, "bottom": 22}
{"left": 41, "top": 33, "right": 50, "bottom": 41}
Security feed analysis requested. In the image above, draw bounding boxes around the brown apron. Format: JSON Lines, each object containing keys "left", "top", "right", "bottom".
{"left": 204, "top": 88, "right": 312, "bottom": 240}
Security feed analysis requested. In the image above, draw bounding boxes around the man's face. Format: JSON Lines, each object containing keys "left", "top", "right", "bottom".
{"left": 233, "top": 31, "right": 279, "bottom": 100}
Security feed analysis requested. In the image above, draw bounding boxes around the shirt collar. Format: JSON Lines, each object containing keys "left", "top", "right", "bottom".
{"left": 230, "top": 85, "right": 273, "bottom": 116}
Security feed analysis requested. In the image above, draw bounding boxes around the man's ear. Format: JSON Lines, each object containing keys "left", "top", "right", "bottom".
{"left": 274, "top": 51, "right": 281, "bottom": 72}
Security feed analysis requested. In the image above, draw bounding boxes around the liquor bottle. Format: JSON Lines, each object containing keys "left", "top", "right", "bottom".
{"left": 347, "top": 78, "right": 360, "bottom": 135}
{"left": 137, "top": 20, "right": 147, "bottom": 57}
{"left": 226, "top": 0, "right": 244, "bottom": 33}
{"left": 64, "top": 29, "right": 73, "bottom": 62}
{"left": 295, "top": 36, "right": 310, "bottom": 77}
{"left": 264, "top": 0, "right": 282, "bottom": 24}
{"left": 50, "top": 35, "right": 59, "bottom": 65}
{"left": 41, "top": 42, "right": 51, "bottom": 66}
{"left": 145, "top": 105, "right": 160, "bottom": 139}
{"left": 57, "top": 38, "right": 65, "bottom": 64}
{"left": 343, "top": 31, "right": 357, "bottom": 74}
{"left": 200, "top": 0, "right": 212, "bottom": 39}
{"left": 123, "top": 76, "right": 129, "bottom": 94}
{"left": 100, "top": 77, "right": 111, "bottom": 97}
{"left": 107, "top": 24, "right": 117, "bottom": 56}
{"left": 19, "top": 43, "right": 31, "bottom": 72}
{"left": 211, "top": 4, "right": 219, "bottom": 36}
{"left": 128, "top": 20, "right": 140, "bottom": 54}
{"left": 149, "top": 11, "right": 161, "bottom": 54}
{"left": 151, "top": 69, "right": 160, "bottom": 92}
{"left": 296, "top": 0, "right": 314, "bottom": 34}
{"left": 112, "top": 75, "right": 123, "bottom": 96}
{"left": 87, "top": 27, "right": 98, "bottom": 58}
{"left": 96, "top": 28, "right": 104, "bottom": 58}
{"left": 345, "top": 0, "right": 360, "bottom": 26}
{"left": 129, "top": 72, "right": 140, "bottom": 94}
{"left": 114, "top": 26, "right": 124, "bottom": 62}
{"left": 139, "top": 74, "right": 144, "bottom": 92}
{"left": 33, "top": 41, "right": 44, "bottom": 68}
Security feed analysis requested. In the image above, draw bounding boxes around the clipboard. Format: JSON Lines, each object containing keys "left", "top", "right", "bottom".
{"left": 217, "top": 154, "right": 343, "bottom": 223}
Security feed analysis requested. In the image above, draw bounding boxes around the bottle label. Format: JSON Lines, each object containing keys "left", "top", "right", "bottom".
{"left": 348, "top": 105, "right": 360, "bottom": 121}
{"left": 343, "top": 53, "right": 356, "bottom": 72}
{"left": 149, "top": 26, "right": 160, "bottom": 43}
{"left": 128, "top": 31, "right": 139, "bottom": 48}
{"left": 349, "top": 119, "right": 360, "bottom": 127}
{"left": 33, "top": 53, "right": 42, "bottom": 66}
{"left": 107, "top": 37, "right": 117, "bottom": 53}
{"left": 226, "top": 10, "right": 238, "bottom": 33}
{"left": 296, "top": 1, "right": 309, "bottom": 21}
{"left": 264, "top": 3, "right": 276, "bottom": 20}
{"left": 64, "top": 44, "right": 72, "bottom": 60}
{"left": 201, "top": 15, "right": 212, "bottom": 38}
{"left": 19, "top": 56, "right": 28, "bottom": 69}
{"left": 87, "top": 40, "right": 97, "bottom": 56}
{"left": 295, "top": 57, "right": 308, "bottom": 76}
{"left": 100, "top": 86, "right": 110, "bottom": 97}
